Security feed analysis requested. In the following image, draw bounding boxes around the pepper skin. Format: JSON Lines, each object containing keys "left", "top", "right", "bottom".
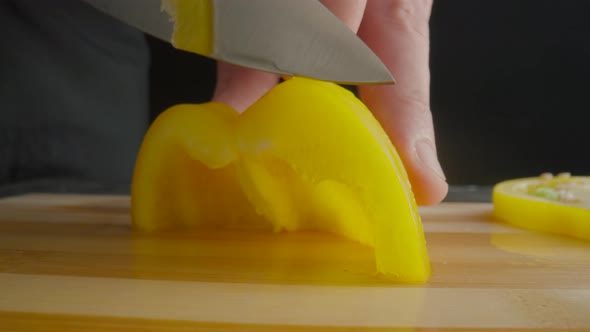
{"left": 131, "top": 77, "right": 430, "bottom": 283}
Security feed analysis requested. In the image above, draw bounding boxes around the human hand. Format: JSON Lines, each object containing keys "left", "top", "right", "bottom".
{"left": 213, "top": 0, "right": 448, "bottom": 206}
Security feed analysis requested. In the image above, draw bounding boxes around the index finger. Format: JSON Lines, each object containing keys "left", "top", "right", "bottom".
{"left": 358, "top": 0, "right": 448, "bottom": 205}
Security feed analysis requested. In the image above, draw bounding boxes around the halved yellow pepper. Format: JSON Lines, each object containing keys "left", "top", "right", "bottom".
{"left": 493, "top": 173, "right": 590, "bottom": 241}
{"left": 131, "top": 77, "right": 430, "bottom": 282}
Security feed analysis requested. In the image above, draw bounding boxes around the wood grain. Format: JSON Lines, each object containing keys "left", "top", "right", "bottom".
{"left": 0, "top": 193, "right": 589, "bottom": 331}
{"left": 5, "top": 312, "right": 589, "bottom": 332}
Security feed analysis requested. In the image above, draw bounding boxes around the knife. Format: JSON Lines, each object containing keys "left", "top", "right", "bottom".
{"left": 82, "top": 0, "right": 394, "bottom": 85}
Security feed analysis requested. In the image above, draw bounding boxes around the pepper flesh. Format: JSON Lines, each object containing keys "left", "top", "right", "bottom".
{"left": 131, "top": 77, "right": 430, "bottom": 282}
{"left": 493, "top": 174, "right": 590, "bottom": 241}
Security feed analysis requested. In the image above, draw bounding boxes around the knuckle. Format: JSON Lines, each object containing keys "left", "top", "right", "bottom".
{"left": 381, "top": 0, "right": 432, "bottom": 37}
{"left": 399, "top": 90, "right": 432, "bottom": 117}
{"left": 385, "top": 0, "right": 432, "bottom": 20}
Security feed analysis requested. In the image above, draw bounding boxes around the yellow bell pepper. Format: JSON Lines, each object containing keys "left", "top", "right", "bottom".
{"left": 493, "top": 173, "right": 590, "bottom": 241}
{"left": 131, "top": 77, "right": 430, "bottom": 283}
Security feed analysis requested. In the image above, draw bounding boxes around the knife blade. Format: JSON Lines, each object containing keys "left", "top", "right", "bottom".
{"left": 82, "top": 0, "right": 394, "bottom": 85}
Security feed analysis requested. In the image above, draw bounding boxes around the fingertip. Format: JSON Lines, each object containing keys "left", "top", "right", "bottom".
{"left": 407, "top": 138, "right": 448, "bottom": 206}
{"left": 415, "top": 139, "right": 446, "bottom": 183}
{"left": 360, "top": 88, "right": 447, "bottom": 206}
{"left": 411, "top": 168, "right": 449, "bottom": 206}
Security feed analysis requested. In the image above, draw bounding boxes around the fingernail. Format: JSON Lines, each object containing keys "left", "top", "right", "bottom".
{"left": 415, "top": 139, "right": 446, "bottom": 181}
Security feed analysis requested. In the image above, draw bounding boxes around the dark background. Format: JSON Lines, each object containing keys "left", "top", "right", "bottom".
{"left": 146, "top": 0, "right": 590, "bottom": 186}
{"left": 2, "top": 0, "right": 588, "bottom": 196}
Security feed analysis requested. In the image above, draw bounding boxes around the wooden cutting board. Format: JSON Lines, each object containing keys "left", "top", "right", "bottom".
{"left": 0, "top": 193, "right": 589, "bottom": 331}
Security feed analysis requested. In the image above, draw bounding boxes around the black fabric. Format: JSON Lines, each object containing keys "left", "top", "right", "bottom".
{"left": 0, "top": 0, "right": 149, "bottom": 185}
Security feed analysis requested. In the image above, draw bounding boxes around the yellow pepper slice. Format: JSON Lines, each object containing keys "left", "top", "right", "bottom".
{"left": 493, "top": 173, "right": 590, "bottom": 241}
{"left": 131, "top": 77, "right": 430, "bottom": 283}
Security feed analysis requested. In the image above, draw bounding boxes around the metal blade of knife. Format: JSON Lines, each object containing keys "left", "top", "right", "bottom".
{"left": 82, "top": 0, "right": 394, "bottom": 85}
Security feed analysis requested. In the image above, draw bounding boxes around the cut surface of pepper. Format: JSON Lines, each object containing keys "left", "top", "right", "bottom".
{"left": 131, "top": 77, "right": 430, "bottom": 283}
{"left": 493, "top": 173, "right": 590, "bottom": 241}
